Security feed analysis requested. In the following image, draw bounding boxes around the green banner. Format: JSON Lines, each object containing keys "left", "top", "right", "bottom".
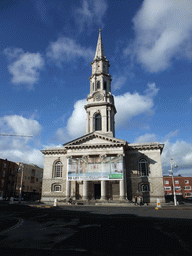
{"left": 109, "top": 174, "right": 122, "bottom": 179}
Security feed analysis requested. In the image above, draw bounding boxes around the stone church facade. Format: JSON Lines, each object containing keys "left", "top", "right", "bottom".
{"left": 41, "top": 31, "right": 165, "bottom": 204}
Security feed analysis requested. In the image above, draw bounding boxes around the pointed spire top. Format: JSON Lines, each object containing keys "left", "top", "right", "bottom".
{"left": 94, "top": 28, "right": 106, "bottom": 60}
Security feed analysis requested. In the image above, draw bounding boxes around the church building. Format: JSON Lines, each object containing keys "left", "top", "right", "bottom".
{"left": 41, "top": 31, "right": 165, "bottom": 204}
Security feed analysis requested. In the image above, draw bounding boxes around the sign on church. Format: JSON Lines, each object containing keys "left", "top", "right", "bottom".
{"left": 67, "top": 155, "right": 123, "bottom": 181}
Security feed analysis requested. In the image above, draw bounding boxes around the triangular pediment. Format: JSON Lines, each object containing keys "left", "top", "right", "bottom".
{"left": 63, "top": 132, "right": 126, "bottom": 149}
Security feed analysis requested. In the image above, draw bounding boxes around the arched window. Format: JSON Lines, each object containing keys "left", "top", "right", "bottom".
{"left": 54, "top": 185, "right": 61, "bottom": 191}
{"left": 140, "top": 184, "right": 150, "bottom": 192}
{"left": 104, "top": 81, "right": 107, "bottom": 90}
{"left": 95, "top": 113, "right": 102, "bottom": 131}
{"left": 139, "top": 159, "right": 148, "bottom": 176}
{"left": 97, "top": 81, "right": 100, "bottom": 90}
{"left": 54, "top": 161, "right": 62, "bottom": 178}
{"left": 51, "top": 184, "right": 61, "bottom": 191}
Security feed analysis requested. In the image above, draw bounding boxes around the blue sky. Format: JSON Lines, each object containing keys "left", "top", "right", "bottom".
{"left": 0, "top": 0, "right": 191, "bottom": 176}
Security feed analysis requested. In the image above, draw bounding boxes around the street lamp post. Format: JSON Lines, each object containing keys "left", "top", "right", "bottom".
{"left": 19, "top": 163, "right": 24, "bottom": 202}
{"left": 169, "top": 158, "right": 178, "bottom": 206}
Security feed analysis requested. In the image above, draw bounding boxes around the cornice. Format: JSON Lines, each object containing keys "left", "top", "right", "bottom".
{"left": 41, "top": 149, "right": 67, "bottom": 155}
{"left": 65, "top": 143, "right": 125, "bottom": 150}
{"left": 89, "top": 73, "right": 111, "bottom": 80}
{"left": 126, "top": 143, "right": 164, "bottom": 153}
{"left": 84, "top": 102, "right": 116, "bottom": 112}
{"left": 91, "top": 58, "right": 109, "bottom": 64}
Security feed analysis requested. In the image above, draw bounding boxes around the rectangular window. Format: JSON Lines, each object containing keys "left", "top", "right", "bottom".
{"left": 164, "top": 180, "right": 169, "bottom": 184}
{"left": 36, "top": 178, "right": 38, "bottom": 182}
{"left": 175, "top": 180, "right": 179, "bottom": 184}
{"left": 185, "top": 180, "right": 189, "bottom": 184}
{"left": 4, "top": 163, "right": 6, "bottom": 168}
{"left": 185, "top": 193, "right": 192, "bottom": 197}
{"left": 30, "top": 177, "right": 35, "bottom": 183}
{"left": 1, "top": 180, "right": 4, "bottom": 187}
{"left": 164, "top": 187, "right": 171, "bottom": 191}
{"left": 2, "top": 171, "right": 5, "bottom": 177}
{"left": 184, "top": 186, "right": 191, "bottom": 190}
{"left": 175, "top": 186, "right": 181, "bottom": 190}
{"left": 31, "top": 169, "right": 35, "bottom": 177}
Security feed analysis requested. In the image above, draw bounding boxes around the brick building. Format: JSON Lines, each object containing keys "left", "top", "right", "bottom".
{"left": 0, "top": 158, "right": 43, "bottom": 200}
{"left": 0, "top": 158, "right": 18, "bottom": 199}
{"left": 163, "top": 175, "right": 192, "bottom": 201}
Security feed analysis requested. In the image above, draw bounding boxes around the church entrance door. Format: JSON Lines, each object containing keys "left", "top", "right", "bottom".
{"left": 94, "top": 184, "right": 101, "bottom": 199}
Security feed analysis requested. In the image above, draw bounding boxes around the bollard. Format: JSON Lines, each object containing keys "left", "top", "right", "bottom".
{"left": 9, "top": 197, "right": 14, "bottom": 204}
{"left": 156, "top": 198, "right": 161, "bottom": 208}
{"left": 53, "top": 198, "right": 58, "bottom": 207}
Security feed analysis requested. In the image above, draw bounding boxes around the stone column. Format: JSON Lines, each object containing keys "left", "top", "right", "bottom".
{"left": 83, "top": 180, "right": 88, "bottom": 200}
{"left": 66, "top": 180, "right": 71, "bottom": 199}
{"left": 119, "top": 180, "right": 125, "bottom": 200}
{"left": 90, "top": 116, "right": 93, "bottom": 133}
{"left": 86, "top": 111, "right": 89, "bottom": 134}
{"left": 101, "top": 180, "right": 107, "bottom": 200}
{"left": 108, "top": 108, "right": 111, "bottom": 131}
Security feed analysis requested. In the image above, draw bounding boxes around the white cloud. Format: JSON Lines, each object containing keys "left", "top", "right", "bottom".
{"left": 115, "top": 83, "right": 158, "bottom": 128}
{"left": 4, "top": 48, "right": 44, "bottom": 88}
{"left": 46, "top": 37, "right": 94, "bottom": 65}
{"left": 66, "top": 99, "right": 87, "bottom": 138}
{"left": 124, "top": 0, "right": 192, "bottom": 72}
{"left": 162, "top": 140, "right": 192, "bottom": 176}
{"left": 75, "top": 0, "right": 107, "bottom": 30}
{"left": 56, "top": 83, "right": 158, "bottom": 139}
{"left": 112, "top": 75, "right": 127, "bottom": 91}
{"left": 162, "top": 130, "right": 179, "bottom": 142}
{"left": 0, "top": 115, "right": 43, "bottom": 167}
{"left": 0, "top": 115, "right": 41, "bottom": 137}
{"left": 134, "top": 133, "right": 158, "bottom": 144}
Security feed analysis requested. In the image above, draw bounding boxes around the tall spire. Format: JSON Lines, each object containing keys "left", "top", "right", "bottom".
{"left": 94, "top": 28, "right": 106, "bottom": 60}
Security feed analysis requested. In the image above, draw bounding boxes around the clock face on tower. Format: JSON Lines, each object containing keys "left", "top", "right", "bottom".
{"left": 94, "top": 93, "right": 102, "bottom": 101}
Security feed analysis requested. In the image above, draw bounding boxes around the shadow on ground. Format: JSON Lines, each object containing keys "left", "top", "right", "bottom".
{"left": 0, "top": 204, "right": 192, "bottom": 255}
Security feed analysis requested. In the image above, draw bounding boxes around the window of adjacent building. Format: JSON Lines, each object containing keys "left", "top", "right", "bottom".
{"left": 140, "top": 184, "right": 150, "bottom": 192}
{"left": 54, "top": 161, "right": 62, "bottom": 178}
{"left": 175, "top": 180, "right": 179, "bottom": 184}
{"left": 164, "top": 187, "right": 171, "bottom": 190}
{"left": 95, "top": 113, "right": 102, "bottom": 131}
{"left": 36, "top": 178, "right": 38, "bottom": 182}
{"left": 185, "top": 193, "right": 192, "bottom": 197}
{"left": 185, "top": 180, "right": 189, "bottom": 184}
{"left": 2, "top": 170, "right": 5, "bottom": 177}
{"left": 1, "top": 180, "right": 4, "bottom": 187}
{"left": 54, "top": 185, "right": 61, "bottom": 191}
{"left": 4, "top": 163, "right": 6, "bottom": 168}
{"left": 31, "top": 169, "right": 35, "bottom": 177}
{"left": 139, "top": 159, "right": 148, "bottom": 176}
{"left": 184, "top": 186, "right": 191, "bottom": 190}
{"left": 97, "top": 81, "right": 100, "bottom": 90}
{"left": 164, "top": 180, "right": 169, "bottom": 184}
{"left": 175, "top": 186, "right": 181, "bottom": 190}
{"left": 30, "top": 177, "right": 35, "bottom": 183}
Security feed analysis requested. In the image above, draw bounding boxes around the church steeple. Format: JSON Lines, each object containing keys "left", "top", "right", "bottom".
{"left": 94, "top": 28, "right": 106, "bottom": 60}
{"left": 85, "top": 30, "right": 116, "bottom": 137}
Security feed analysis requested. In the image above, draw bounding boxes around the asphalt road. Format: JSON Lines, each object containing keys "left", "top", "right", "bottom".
{"left": 0, "top": 203, "right": 192, "bottom": 255}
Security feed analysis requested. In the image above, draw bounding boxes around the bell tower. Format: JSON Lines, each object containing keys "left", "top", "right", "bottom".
{"left": 85, "top": 29, "right": 116, "bottom": 137}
